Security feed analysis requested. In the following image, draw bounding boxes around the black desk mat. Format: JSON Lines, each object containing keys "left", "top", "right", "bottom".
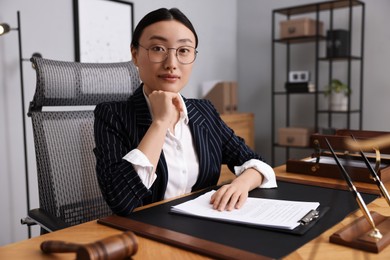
{"left": 125, "top": 181, "right": 378, "bottom": 259}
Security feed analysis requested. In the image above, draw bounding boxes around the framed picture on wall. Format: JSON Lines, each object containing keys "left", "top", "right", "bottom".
{"left": 73, "top": 0, "right": 134, "bottom": 62}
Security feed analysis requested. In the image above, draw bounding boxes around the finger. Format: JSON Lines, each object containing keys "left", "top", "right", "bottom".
{"left": 172, "top": 94, "right": 183, "bottom": 112}
{"left": 210, "top": 186, "right": 228, "bottom": 209}
{"left": 210, "top": 191, "right": 216, "bottom": 204}
{"left": 216, "top": 188, "right": 236, "bottom": 211}
{"left": 234, "top": 192, "right": 248, "bottom": 210}
{"left": 226, "top": 192, "right": 241, "bottom": 211}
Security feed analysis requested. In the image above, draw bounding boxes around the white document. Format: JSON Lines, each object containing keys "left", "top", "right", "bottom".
{"left": 171, "top": 190, "right": 320, "bottom": 230}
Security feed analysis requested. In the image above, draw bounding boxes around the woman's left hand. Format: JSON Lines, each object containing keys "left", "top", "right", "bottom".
{"left": 209, "top": 168, "right": 263, "bottom": 211}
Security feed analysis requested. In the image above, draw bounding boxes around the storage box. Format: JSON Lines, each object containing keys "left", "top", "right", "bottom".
{"left": 286, "top": 156, "right": 390, "bottom": 184}
{"left": 203, "top": 81, "right": 237, "bottom": 114}
{"left": 326, "top": 29, "right": 350, "bottom": 57}
{"left": 280, "top": 18, "right": 324, "bottom": 39}
{"left": 286, "top": 131, "right": 390, "bottom": 184}
{"left": 278, "top": 127, "right": 313, "bottom": 147}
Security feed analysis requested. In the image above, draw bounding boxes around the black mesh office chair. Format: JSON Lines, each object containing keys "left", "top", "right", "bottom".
{"left": 22, "top": 57, "right": 140, "bottom": 233}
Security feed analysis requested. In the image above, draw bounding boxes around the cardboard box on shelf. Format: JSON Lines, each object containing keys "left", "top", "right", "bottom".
{"left": 280, "top": 18, "right": 323, "bottom": 39}
{"left": 278, "top": 127, "right": 314, "bottom": 147}
{"left": 203, "top": 81, "right": 237, "bottom": 114}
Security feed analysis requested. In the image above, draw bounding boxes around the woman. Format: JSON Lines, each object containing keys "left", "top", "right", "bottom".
{"left": 94, "top": 7, "right": 277, "bottom": 216}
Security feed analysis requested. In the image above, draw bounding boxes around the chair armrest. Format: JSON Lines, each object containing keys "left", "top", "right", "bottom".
{"left": 21, "top": 208, "right": 70, "bottom": 232}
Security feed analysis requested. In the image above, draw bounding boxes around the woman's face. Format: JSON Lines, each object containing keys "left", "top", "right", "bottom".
{"left": 131, "top": 20, "right": 196, "bottom": 96}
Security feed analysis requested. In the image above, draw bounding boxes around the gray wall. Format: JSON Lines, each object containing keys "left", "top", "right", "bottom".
{"left": 1, "top": 0, "right": 389, "bottom": 245}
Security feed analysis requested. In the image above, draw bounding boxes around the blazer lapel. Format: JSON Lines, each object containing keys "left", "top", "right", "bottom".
{"left": 186, "top": 100, "right": 212, "bottom": 190}
{"left": 132, "top": 86, "right": 152, "bottom": 126}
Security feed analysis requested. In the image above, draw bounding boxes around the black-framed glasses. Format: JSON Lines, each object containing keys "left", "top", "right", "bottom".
{"left": 138, "top": 44, "right": 198, "bottom": 64}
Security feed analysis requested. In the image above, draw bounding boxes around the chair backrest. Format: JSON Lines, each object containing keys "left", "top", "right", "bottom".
{"left": 29, "top": 57, "right": 140, "bottom": 226}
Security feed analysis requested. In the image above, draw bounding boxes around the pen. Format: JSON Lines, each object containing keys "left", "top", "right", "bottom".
{"left": 325, "top": 138, "right": 382, "bottom": 240}
{"left": 351, "top": 135, "right": 390, "bottom": 207}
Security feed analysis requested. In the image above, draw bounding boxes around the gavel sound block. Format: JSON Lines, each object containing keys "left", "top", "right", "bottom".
{"left": 40, "top": 231, "right": 138, "bottom": 260}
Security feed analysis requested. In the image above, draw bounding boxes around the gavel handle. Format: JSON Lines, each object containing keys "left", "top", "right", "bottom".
{"left": 41, "top": 231, "right": 138, "bottom": 260}
{"left": 41, "top": 240, "right": 81, "bottom": 254}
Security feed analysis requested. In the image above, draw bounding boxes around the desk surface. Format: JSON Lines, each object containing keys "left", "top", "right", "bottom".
{"left": 1, "top": 165, "right": 390, "bottom": 259}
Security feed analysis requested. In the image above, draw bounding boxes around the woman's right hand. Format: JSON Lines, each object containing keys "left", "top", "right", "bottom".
{"left": 148, "top": 90, "right": 183, "bottom": 127}
{"left": 137, "top": 90, "right": 183, "bottom": 170}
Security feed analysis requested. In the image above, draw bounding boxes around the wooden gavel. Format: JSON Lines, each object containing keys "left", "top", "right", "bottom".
{"left": 40, "top": 231, "right": 138, "bottom": 260}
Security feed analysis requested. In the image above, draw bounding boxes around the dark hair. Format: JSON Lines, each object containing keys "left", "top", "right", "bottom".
{"left": 131, "top": 8, "right": 198, "bottom": 48}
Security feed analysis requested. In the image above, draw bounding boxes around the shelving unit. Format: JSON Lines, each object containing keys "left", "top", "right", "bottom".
{"left": 271, "top": 0, "right": 365, "bottom": 166}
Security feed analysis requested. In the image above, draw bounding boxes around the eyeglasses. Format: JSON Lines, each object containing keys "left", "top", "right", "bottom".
{"left": 138, "top": 44, "right": 198, "bottom": 64}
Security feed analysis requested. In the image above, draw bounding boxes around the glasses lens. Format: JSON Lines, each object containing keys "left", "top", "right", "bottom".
{"left": 177, "top": 46, "right": 197, "bottom": 64}
{"left": 147, "top": 45, "right": 167, "bottom": 63}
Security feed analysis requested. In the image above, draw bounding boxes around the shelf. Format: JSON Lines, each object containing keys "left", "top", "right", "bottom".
{"left": 274, "top": 0, "right": 364, "bottom": 16}
{"left": 273, "top": 144, "right": 312, "bottom": 149}
{"left": 274, "top": 35, "right": 326, "bottom": 44}
{"left": 318, "top": 56, "right": 362, "bottom": 61}
{"left": 274, "top": 91, "right": 324, "bottom": 95}
{"left": 317, "top": 109, "right": 361, "bottom": 114}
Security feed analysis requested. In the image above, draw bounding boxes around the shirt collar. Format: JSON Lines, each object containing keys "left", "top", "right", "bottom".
{"left": 142, "top": 87, "right": 189, "bottom": 125}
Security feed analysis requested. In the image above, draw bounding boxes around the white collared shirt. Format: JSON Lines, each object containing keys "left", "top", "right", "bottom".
{"left": 123, "top": 90, "right": 277, "bottom": 199}
{"left": 123, "top": 90, "right": 199, "bottom": 199}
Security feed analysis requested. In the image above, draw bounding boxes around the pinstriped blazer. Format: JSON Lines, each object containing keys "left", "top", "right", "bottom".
{"left": 93, "top": 85, "right": 264, "bottom": 216}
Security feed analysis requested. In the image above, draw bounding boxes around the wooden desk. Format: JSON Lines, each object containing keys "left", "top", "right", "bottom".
{"left": 1, "top": 166, "right": 390, "bottom": 259}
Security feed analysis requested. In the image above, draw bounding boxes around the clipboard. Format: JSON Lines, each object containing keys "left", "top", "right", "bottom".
{"left": 168, "top": 189, "right": 329, "bottom": 235}
{"left": 169, "top": 205, "right": 329, "bottom": 236}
